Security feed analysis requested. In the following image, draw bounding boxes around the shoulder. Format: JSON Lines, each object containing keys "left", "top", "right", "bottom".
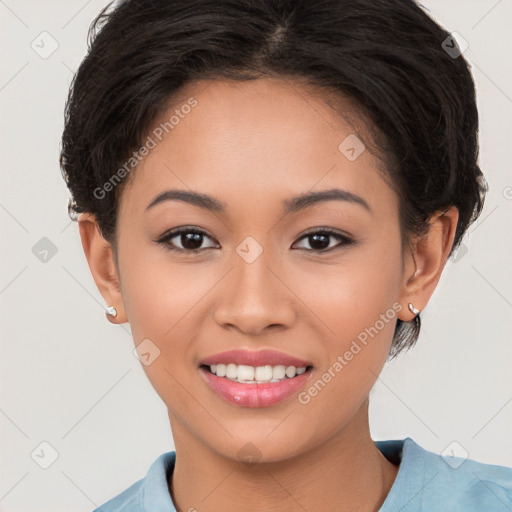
{"left": 92, "top": 451, "right": 177, "bottom": 512}
{"left": 92, "top": 479, "right": 144, "bottom": 512}
{"left": 377, "top": 438, "right": 512, "bottom": 511}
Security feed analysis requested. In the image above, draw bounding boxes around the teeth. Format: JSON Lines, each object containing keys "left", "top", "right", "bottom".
{"left": 238, "top": 365, "right": 255, "bottom": 381}
{"left": 207, "top": 363, "right": 308, "bottom": 383}
{"left": 255, "top": 365, "right": 273, "bottom": 381}
{"left": 272, "top": 365, "right": 286, "bottom": 379}
{"left": 216, "top": 364, "right": 226, "bottom": 377}
{"left": 226, "top": 363, "right": 237, "bottom": 379}
{"left": 285, "top": 366, "right": 296, "bottom": 378}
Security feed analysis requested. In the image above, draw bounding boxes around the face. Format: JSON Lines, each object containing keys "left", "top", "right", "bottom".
{"left": 104, "top": 78, "right": 413, "bottom": 462}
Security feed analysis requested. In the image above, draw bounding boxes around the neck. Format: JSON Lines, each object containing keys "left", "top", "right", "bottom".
{"left": 168, "top": 400, "right": 398, "bottom": 512}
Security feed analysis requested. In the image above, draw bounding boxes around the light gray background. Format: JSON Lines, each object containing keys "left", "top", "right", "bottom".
{"left": 0, "top": 1, "right": 511, "bottom": 511}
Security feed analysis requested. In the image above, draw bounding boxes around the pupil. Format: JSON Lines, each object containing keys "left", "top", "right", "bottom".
{"left": 310, "top": 233, "right": 329, "bottom": 250}
{"left": 182, "top": 233, "right": 202, "bottom": 250}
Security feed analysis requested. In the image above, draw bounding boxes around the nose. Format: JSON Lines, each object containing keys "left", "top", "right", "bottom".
{"left": 213, "top": 250, "right": 297, "bottom": 336}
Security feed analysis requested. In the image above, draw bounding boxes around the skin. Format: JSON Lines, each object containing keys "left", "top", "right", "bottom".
{"left": 78, "top": 77, "right": 458, "bottom": 512}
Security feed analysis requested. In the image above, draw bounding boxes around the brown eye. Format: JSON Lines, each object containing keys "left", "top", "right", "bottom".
{"left": 293, "top": 229, "right": 354, "bottom": 252}
{"left": 156, "top": 228, "right": 218, "bottom": 253}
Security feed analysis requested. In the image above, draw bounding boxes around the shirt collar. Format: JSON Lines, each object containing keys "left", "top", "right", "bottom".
{"left": 141, "top": 451, "right": 177, "bottom": 511}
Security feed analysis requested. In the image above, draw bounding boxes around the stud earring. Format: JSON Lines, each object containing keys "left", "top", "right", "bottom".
{"left": 105, "top": 306, "right": 118, "bottom": 318}
{"left": 408, "top": 303, "right": 421, "bottom": 318}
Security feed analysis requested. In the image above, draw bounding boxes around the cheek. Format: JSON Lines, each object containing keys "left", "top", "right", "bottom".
{"left": 116, "top": 239, "right": 212, "bottom": 396}
{"left": 296, "top": 231, "right": 403, "bottom": 411}
{"left": 118, "top": 236, "right": 204, "bottom": 340}
{"left": 296, "top": 250, "right": 402, "bottom": 429}
{"left": 299, "top": 233, "right": 403, "bottom": 345}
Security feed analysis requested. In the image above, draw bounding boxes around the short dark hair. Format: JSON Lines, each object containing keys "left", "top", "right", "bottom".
{"left": 60, "top": 0, "right": 487, "bottom": 357}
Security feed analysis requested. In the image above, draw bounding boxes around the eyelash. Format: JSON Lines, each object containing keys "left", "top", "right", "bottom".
{"left": 155, "top": 227, "right": 355, "bottom": 254}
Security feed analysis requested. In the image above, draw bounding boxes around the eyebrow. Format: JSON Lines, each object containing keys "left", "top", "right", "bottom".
{"left": 145, "top": 188, "right": 372, "bottom": 215}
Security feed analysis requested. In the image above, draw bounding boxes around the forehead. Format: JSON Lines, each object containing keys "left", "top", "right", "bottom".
{"left": 120, "top": 77, "right": 395, "bottom": 216}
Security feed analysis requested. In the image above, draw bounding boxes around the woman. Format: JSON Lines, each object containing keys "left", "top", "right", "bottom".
{"left": 59, "top": 0, "right": 512, "bottom": 510}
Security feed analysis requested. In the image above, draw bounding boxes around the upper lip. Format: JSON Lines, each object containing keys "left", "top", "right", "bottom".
{"left": 199, "top": 349, "right": 313, "bottom": 368}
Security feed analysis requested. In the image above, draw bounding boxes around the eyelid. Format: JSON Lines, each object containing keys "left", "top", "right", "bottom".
{"left": 296, "top": 226, "right": 353, "bottom": 240}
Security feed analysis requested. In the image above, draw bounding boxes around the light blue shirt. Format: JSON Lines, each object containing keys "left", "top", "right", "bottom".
{"left": 93, "top": 438, "right": 512, "bottom": 511}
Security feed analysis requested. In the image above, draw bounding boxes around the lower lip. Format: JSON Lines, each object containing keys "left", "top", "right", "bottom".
{"left": 199, "top": 366, "right": 313, "bottom": 407}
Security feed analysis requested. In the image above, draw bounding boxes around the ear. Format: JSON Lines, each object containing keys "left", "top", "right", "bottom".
{"left": 78, "top": 213, "right": 128, "bottom": 324}
{"left": 398, "top": 206, "right": 459, "bottom": 321}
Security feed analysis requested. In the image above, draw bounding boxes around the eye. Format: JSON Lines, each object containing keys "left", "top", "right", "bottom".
{"left": 292, "top": 228, "right": 355, "bottom": 252}
{"left": 156, "top": 227, "right": 218, "bottom": 253}
{"left": 155, "top": 226, "right": 355, "bottom": 254}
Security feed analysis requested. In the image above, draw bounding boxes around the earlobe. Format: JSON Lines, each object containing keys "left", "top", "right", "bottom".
{"left": 398, "top": 206, "right": 459, "bottom": 321}
{"left": 78, "top": 213, "right": 127, "bottom": 323}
